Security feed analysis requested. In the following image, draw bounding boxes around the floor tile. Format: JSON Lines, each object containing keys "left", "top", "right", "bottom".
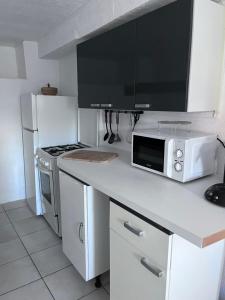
{"left": 0, "top": 280, "right": 53, "bottom": 300}
{"left": 7, "top": 206, "right": 34, "bottom": 223}
{"left": 44, "top": 266, "right": 96, "bottom": 300}
{"left": 31, "top": 244, "right": 70, "bottom": 277}
{"left": 0, "top": 223, "right": 17, "bottom": 243}
{"left": 13, "top": 216, "right": 48, "bottom": 237}
{"left": 0, "top": 256, "right": 40, "bottom": 295}
{"left": 0, "top": 239, "right": 27, "bottom": 266}
{"left": 21, "top": 227, "right": 61, "bottom": 254}
{"left": 0, "top": 206, "right": 4, "bottom": 213}
{"left": 0, "top": 212, "right": 10, "bottom": 226}
{"left": 3, "top": 200, "right": 27, "bottom": 211}
{"left": 81, "top": 289, "right": 110, "bottom": 300}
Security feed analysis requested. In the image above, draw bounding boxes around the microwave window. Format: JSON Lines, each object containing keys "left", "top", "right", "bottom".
{"left": 133, "top": 136, "right": 165, "bottom": 172}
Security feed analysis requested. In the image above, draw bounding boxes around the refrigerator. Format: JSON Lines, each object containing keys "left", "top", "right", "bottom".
{"left": 21, "top": 93, "right": 78, "bottom": 215}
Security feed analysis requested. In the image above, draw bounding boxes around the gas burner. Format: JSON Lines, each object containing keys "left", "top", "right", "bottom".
{"left": 42, "top": 143, "right": 89, "bottom": 157}
{"left": 63, "top": 145, "right": 80, "bottom": 151}
{"left": 51, "top": 151, "right": 65, "bottom": 157}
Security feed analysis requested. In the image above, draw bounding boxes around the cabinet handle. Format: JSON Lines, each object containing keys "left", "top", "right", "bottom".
{"left": 140, "top": 258, "right": 164, "bottom": 278}
{"left": 79, "top": 222, "right": 84, "bottom": 243}
{"left": 124, "top": 222, "right": 144, "bottom": 237}
{"left": 135, "top": 104, "right": 151, "bottom": 109}
{"left": 101, "top": 104, "right": 113, "bottom": 108}
{"left": 90, "top": 104, "right": 100, "bottom": 108}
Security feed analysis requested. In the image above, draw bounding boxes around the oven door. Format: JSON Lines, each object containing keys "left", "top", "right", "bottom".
{"left": 39, "top": 166, "right": 59, "bottom": 234}
{"left": 132, "top": 135, "right": 166, "bottom": 174}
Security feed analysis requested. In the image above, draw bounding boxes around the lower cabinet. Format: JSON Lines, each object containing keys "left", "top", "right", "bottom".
{"left": 110, "top": 201, "right": 225, "bottom": 300}
{"left": 59, "top": 171, "right": 110, "bottom": 281}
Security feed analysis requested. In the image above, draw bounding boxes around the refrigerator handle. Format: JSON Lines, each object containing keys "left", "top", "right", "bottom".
{"left": 23, "top": 128, "right": 38, "bottom": 133}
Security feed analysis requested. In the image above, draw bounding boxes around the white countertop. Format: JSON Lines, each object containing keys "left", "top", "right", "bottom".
{"left": 57, "top": 147, "right": 225, "bottom": 248}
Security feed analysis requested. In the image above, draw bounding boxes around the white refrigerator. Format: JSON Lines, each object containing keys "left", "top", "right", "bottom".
{"left": 21, "top": 93, "right": 77, "bottom": 215}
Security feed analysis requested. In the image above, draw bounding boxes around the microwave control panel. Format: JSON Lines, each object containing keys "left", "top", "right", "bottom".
{"left": 172, "top": 141, "right": 185, "bottom": 178}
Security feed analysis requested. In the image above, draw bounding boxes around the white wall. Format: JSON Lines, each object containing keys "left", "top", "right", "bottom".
{"left": 0, "top": 46, "right": 18, "bottom": 78}
{"left": 59, "top": 50, "right": 77, "bottom": 96}
{"left": 15, "top": 44, "right": 27, "bottom": 79}
{"left": 0, "top": 41, "right": 59, "bottom": 204}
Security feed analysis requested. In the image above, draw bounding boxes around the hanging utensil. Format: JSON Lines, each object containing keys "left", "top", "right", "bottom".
{"left": 103, "top": 110, "right": 109, "bottom": 141}
{"left": 108, "top": 110, "right": 115, "bottom": 144}
{"left": 115, "top": 111, "right": 121, "bottom": 142}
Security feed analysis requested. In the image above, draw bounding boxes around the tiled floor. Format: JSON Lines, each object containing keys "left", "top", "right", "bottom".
{"left": 0, "top": 200, "right": 110, "bottom": 300}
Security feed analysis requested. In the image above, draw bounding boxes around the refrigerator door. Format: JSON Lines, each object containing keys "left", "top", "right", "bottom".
{"left": 21, "top": 94, "right": 37, "bottom": 131}
{"left": 22, "top": 129, "right": 42, "bottom": 215}
{"left": 36, "top": 95, "right": 78, "bottom": 147}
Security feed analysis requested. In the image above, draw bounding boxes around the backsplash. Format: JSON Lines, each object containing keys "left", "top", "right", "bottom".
{"left": 99, "top": 110, "right": 217, "bottom": 149}
{"left": 98, "top": 110, "right": 225, "bottom": 178}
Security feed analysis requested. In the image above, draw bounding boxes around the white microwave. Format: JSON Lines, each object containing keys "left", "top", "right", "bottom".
{"left": 132, "top": 129, "right": 217, "bottom": 183}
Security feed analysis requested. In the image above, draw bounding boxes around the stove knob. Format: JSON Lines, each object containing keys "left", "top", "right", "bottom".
{"left": 176, "top": 149, "right": 183, "bottom": 158}
{"left": 174, "top": 162, "right": 182, "bottom": 172}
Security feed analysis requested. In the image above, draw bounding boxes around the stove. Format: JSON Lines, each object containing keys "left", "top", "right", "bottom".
{"left": 36, "top": 142, "right": 89, "bottom": 236}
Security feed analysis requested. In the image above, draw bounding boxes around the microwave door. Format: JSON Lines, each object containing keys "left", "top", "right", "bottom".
{"left": 133, "top": 135, "right": 165, "bottom": 174}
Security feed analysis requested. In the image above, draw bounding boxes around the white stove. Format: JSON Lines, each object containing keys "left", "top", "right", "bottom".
{"left": 36, "top": 143, "right": 89, "bottom": 236}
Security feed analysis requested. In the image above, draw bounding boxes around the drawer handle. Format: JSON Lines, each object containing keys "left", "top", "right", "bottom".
{"left": 90, "top": 104, "right": 100, "bottom": 108}
{"left": 135, "top": 104, "right": 151, "bottom": 109}
{"left": 101, "top": 104, "right": 113, "bottom": 108}
{"left": 79, "top": 222, "right": 84, "bottom": 243}
{"left": 140, "top": 258, "right": 164, "bottom": 278}
{"left": 124, "top": 222, "right": 144, "bottom": 237}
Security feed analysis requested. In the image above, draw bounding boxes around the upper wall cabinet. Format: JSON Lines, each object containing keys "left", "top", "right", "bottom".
{"left": 77, "top": 21, "right": 136, "bottom": 110}
{"left": 77, "top": 0, "right": 225, "bottom": 112}
{"left": 135, "top": 0, "right": 192, "bottom": 111}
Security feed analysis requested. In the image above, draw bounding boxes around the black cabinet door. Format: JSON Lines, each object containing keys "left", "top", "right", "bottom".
{"left": 135, "top": 0, "right": 193, "bottom": 111}
{"left": 77, "top": 21, "right": 136, "bottom": 109}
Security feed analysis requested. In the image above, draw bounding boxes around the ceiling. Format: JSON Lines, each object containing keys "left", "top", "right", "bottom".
{"left": 0, "top": 0, "right": 89, "bottom": 44}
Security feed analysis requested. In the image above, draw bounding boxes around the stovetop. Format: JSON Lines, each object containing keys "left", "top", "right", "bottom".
{"left": 42, "top": 143, "right": 88, "bottom": 157}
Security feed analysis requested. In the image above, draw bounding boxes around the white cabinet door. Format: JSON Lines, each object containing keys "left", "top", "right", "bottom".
{"left": 59, "top": 171, "right": 87, "bottom": 279}
{"left": 110, "top": 229, "right": 168, "bottom": 300}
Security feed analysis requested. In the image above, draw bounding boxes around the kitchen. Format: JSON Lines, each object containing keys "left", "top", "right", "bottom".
{"left": 1, "top": 0, "right": 225, "bottom": 299}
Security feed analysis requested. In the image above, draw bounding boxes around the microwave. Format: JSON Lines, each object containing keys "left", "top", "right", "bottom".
{"left": 132, "top": 130, "right": 217, "bottom": 183}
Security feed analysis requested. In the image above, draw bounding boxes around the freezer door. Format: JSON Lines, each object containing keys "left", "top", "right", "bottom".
{"left": 36, "top": 95, "right": 78, "bottom": 147}
{"left": 21, "top": 94, "right": 37, "bottom": 130}
{"left": 22, "top": 129, "right": 42, "bottom": 215}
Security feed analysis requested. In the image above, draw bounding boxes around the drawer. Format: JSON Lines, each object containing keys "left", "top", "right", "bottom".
{"left": 110, "top": 201, "right": 173, "bottom": 269}
{"left": 110, "top": 229, "right": 168, "bottom": 300}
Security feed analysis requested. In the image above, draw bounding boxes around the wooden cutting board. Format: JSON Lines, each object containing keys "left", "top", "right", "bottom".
{"left": 62, "top": 150, "right": 119, "bottom": 163}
